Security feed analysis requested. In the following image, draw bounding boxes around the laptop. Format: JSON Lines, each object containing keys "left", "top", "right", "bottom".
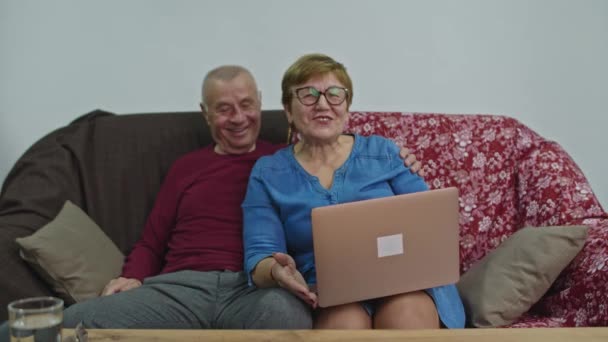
{"left": 311, "top": 187, "right": 460, "bottom": 308}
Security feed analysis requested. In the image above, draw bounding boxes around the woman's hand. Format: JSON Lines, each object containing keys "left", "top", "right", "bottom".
{"left": 271, "top": 252, "right": 318, "bottom": 308}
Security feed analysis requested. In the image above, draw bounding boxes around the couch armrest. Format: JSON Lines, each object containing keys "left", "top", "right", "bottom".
{"left": 517, "top": 140, "right": 606, "bottom": 227}
{"left": 512, "top": 135, "right": 608, "bottom": 326}
{"left": 526, "top": 218, "right": 608, "bottom": 326}
{"left": 0, "top": 224, "right": 54, "bottom": 320}
{"left": 0, "top": 124, "right": 83, "bottom": 321}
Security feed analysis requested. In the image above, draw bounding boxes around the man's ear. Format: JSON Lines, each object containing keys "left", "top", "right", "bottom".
{"left": 200, "top": 103, "right": 211, "bottom": 124}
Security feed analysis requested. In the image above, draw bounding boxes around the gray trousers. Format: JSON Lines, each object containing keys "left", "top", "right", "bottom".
{"left": 62, "top": 270, "right": 312, "bottom": 329}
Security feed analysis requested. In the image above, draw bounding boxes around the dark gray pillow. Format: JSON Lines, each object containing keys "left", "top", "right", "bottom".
{"left": 16, "top": 201, "right": 124, "bottom": 304}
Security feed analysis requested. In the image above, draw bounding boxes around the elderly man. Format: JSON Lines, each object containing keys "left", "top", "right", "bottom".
{"left": 1, "top": 66, "right": 422, "bottom": 333}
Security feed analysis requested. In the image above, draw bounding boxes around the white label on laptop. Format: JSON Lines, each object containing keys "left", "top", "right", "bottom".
{"left": 377, "top": 233, "right": 404, "bottom": 258}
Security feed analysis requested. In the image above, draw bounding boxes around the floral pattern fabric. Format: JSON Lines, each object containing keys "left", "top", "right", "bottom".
{"left": 296, "top": 112, "right": 608, "bottom": 327}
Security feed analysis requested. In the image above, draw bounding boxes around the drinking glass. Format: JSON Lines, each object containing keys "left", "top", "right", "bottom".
{"left": 8, "top": 297, "right": 63, "bottom": 342}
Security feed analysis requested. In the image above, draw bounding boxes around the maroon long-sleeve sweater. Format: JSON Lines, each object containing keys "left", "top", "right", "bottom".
{"left": 121, "top": 140, "right": 282, "bottom": 281}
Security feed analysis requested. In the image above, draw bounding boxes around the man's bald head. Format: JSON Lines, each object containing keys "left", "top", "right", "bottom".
{"left": 201, "top": 65, "right": 258, "bottom": 110}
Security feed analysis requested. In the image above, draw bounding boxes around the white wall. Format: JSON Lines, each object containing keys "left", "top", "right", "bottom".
{"left": 1, "top": 0, "right": 607, "bottom": 208}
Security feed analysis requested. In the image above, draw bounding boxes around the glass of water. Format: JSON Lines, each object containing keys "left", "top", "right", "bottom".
{"left": 8, "top": 297, "right": 63, "bottom": 342}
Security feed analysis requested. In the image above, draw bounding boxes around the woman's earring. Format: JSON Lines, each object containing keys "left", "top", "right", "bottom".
{"left": 287, "top": 120, "right": 297, "bottom": 144}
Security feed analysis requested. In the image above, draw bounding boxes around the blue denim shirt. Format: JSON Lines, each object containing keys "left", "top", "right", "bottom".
{"left": 243, "top": 134, "right": 465, "bottom": 328}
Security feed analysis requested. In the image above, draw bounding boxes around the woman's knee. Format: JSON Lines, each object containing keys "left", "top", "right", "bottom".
{"left": 374, "top": 291, "right": 439, "bottom": 329}
{"left": 314, "top": 303, "right": 371, "bottom": 329}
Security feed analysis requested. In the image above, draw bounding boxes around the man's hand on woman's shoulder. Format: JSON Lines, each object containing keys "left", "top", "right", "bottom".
{"left": 399, "top": 146, "right": 425, "bottom": 177}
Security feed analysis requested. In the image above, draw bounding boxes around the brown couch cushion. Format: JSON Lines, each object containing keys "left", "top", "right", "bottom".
{"left": 456, "top": 225, "right": 588, "bottom": 327}
{"left": 16, "top": 201, "right": 124, "bottom": 304}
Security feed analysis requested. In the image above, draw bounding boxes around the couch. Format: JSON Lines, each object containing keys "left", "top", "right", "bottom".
{"left": 0, "top": 110, "right": 606, "bottom": 327}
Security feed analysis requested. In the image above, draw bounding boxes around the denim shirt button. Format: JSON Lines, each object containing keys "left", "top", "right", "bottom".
{"left": 328, "top": 192, "right": 337, "bottom": 203}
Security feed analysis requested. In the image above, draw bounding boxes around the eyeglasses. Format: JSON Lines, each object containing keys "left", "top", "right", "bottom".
{"left": 293, "top": 86, "right": 349, "bottom": 106}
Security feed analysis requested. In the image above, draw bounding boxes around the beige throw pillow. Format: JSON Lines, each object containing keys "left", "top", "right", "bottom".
{"left": 456, "top": 225, "right": 588, "bottom": 328}
{"left": 16, "top": 200, "right": 124, "bottom": 304}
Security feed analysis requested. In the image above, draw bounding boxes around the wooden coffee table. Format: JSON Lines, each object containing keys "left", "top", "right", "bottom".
{"left": 64, "top": 327, "right": 608, "bottom": 341}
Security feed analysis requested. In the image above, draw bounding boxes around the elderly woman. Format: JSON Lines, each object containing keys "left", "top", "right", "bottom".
{"left": 243, "top": 53, "right": 464, "bottom": 329}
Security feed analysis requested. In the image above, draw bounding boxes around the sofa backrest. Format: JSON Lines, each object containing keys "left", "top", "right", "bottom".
{"left": 0, "top": 109, "right": 289, "bottom": 254}
{"left": 344, "top": 112, "right": 606, "bottom": 272}
{"left": 2, "top": 109, "right": 603, "bottom": 273}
